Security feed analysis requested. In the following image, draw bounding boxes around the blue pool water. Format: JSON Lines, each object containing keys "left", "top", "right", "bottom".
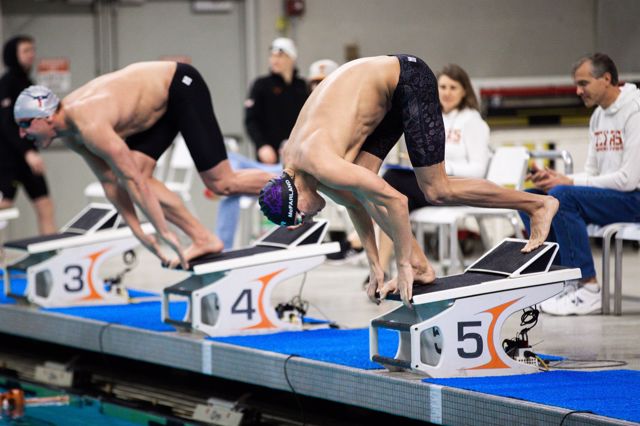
{"left": 0, "top": 386, "right": 192, "bottom": 426}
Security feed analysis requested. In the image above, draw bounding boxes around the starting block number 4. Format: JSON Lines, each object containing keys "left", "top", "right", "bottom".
{"left": 189, "top": 257, "right": 323, "bottom": 335}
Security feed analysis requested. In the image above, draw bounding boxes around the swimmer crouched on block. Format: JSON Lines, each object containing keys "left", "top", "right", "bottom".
{"left": 258, "top": 55, "right": 558, "bottom": 306}
{"left": 14, "top": 62, "right": 275, "bottom": 268}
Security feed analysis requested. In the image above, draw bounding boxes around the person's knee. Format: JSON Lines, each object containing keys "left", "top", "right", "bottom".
{"left": 548, "top": 185, "right": 575, "bottom": 205}
{"left": 421, "top": 184, "right": 451, "bottom": 205}
{"left": 548, "top": 185, "right": 587, "bottom": 216}
{"left": 206, "top": 176, "right": 234, "bottom": 196}
{"left": 200, "top": 160, "right": 236, "bottom": 196}
{"left": 0, "top": 198, "right": 14, "bottom": 209}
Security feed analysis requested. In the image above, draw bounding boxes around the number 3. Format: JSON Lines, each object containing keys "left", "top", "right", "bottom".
{"left": 63, "top": 265, "right": 84, "bottom": 292}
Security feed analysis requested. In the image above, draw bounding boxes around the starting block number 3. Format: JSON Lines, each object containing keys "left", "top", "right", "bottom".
{"left": 62, "top": 265, "right": 85, "bottom": 292}
{"left": 27, "top": 240, "right": 137, "bottom": 307}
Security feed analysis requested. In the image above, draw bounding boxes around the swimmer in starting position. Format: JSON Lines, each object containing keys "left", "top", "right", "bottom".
{"left": 258, "top": 55, "right": 558, "bottom": 306}
{"left": 15, "top": 62, "right": 274, "bottom": 268}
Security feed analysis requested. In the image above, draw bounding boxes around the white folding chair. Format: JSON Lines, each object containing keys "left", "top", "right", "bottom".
{"left": 163, "top": 134, "right": 197, "bottom": 215}
{"left": 588, "top": 222, "right": 640, "bottom": 315}
{"left": 612, "top": 224, "right": 640, "bottom": 315}
{"left": 410, "top": 146, "right": 529, "bottom": 273}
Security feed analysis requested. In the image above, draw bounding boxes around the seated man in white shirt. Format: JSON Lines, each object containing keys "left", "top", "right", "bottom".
{"left": 523, "top": 53, "right": 640, "bottom": 315}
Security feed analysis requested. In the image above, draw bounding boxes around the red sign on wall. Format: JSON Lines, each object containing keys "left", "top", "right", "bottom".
{"left": 36, "top": 58, "right": 71, "bottom": 93}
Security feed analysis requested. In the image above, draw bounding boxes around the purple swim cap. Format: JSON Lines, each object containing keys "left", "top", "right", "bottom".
{"left": 259, "top": 171, "right": 298, "bottom": 226}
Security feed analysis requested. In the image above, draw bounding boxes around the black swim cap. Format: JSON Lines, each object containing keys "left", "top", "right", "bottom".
{"left": 258, "top": 171, "right": 299, "bottom": 226}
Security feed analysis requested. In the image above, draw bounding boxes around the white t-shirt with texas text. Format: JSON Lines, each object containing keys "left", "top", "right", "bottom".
{"left": 571, "top": 83, "right": 640, "bottom": 191}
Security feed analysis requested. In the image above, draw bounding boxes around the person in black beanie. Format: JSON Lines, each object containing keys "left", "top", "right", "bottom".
{"left": 0, "top": 35, "right": 55, "bottom": 234}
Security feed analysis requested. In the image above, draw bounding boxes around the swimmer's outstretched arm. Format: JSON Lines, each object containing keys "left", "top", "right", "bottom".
{"left": 67, "top": 141, "right": 172, "bottom": 265}
{"left": 68, "top": 129, "right": 188, "bottom": 269}
{"left": 319, "top": 185, "right": 385, "bottom": 303}
{"left": 310, "top": 157, "right": 415, "bottom": 306}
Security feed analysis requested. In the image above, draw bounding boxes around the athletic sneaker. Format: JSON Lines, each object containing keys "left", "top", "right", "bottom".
{"left": 539, "top": 282, "right": 602, "bottom": 316}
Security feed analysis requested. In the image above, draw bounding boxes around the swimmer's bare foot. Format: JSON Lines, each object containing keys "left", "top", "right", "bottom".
{"left": 413, "top": 258, "right": 436, "bottom": 284}
{"left": 410, "top": 237, "right": 436, "bottom": 284}
{"left": 169, "top": 234, "right": 224, "bottom": 268}
{"left": 523, "top": 195, "right": 559, "bottom": 253}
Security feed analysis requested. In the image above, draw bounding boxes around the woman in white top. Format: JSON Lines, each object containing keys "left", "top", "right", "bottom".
{"left": 376, "top": 64, "right": 490, "bottom": 277}
{"left": 439, "top": 64, "right": 490, "bottom": 178}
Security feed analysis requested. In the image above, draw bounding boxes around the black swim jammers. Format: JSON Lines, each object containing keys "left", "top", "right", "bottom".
{"left": 361, "top": 54, "right": 445, "bottom": 168}
{"left": 125, "top": 63, "right": 227, "bottom": 172}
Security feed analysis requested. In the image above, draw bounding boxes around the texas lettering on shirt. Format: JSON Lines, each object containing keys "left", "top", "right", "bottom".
{"left": 594, "top": 129, "right": 623, "bottom": 152}
{"left": 446, "top": 129, "right": 462, "bottom": 144}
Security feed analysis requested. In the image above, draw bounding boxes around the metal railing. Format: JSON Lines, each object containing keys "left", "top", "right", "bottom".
{"left": 529, "top": 149, "right": 574, "bottom": 174}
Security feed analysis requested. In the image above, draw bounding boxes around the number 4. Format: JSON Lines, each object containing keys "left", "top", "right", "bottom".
{"left": 231, "top": 289, "right": 257, "bottom": 320}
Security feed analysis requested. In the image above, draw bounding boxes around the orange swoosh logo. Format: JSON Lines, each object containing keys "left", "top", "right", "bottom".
{"left": 244, "top": 269, "right": 285, "bottom": 330}
{"left": 467, "top": 297, "right": 521, "bottom": 370}
{"left": 79, "top": 248, "right": 110, "bottom": 302}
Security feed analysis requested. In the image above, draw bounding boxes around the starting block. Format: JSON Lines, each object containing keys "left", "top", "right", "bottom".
{"left": 162, "top": 220, "right": 339, "bottom": 336}
{"left": 2, "top": 203, "right": 153, "bottom": 307}
{"left": 370, "top": 238, "right": 581, "bottom": 378}
{"left": 0, "top": 207, "right": 20, "bottom": 269}
{"left": 0, "top": 207, "right": 19, "bottom": 246}
{"left": 0, "top": 207, "right": 19, "bottom": 224}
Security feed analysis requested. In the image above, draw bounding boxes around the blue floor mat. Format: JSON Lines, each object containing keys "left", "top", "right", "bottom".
{"left": 426, "top": 370, "right": 640, "bottom": 423}
{"left": 210, "top": 328, "right": 399, "bottom": 370}
{"left": 44, "top": 301, "right": 186, "bottom": 332}
{"left": 0, "top": 276, "right": 25, "bottom": 305}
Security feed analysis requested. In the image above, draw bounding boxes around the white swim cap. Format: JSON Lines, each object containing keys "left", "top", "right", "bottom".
{"left": 14, "top": 85, "right": 60, "bottom": 121}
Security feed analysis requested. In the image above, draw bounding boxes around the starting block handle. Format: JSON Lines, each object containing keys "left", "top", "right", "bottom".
{"left": 370, "top": 319, "right": 412, "bottom": 332}
{"left": 372, "top": 355, "right": 411, "bottom": 370}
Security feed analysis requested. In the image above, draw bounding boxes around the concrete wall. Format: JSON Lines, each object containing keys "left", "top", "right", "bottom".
{"left": 2, "top": 1, "right": 97, "bottom": 238}
{"left": 2, "top": 0, "right": 639, "bottom": 238}
{"left": 2, "top": 0, "right": 246, "bottom": 238}
{"left": 255, "top": 0, "right": 640, "bottom": 79}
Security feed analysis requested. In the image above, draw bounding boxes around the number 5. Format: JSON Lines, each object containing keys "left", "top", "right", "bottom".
{"left": 457, "top": 321, "right": 483, "bottom": 359}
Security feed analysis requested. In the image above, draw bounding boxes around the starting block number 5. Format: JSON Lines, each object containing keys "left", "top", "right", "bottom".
{"left": 411, "top": 285, "right": 561, "bottom": 376}
{"left": 457, "top": 321, "right": 483, "bottom": 359}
